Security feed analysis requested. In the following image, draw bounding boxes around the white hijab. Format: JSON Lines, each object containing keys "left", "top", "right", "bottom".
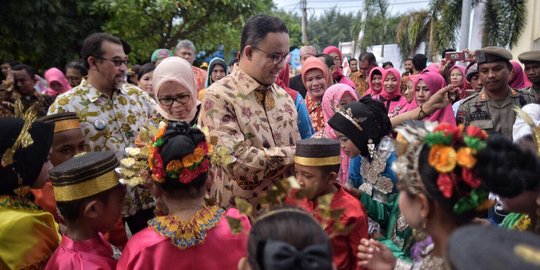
{"left": 152, "top": 56, "right": 200, "bottom": 122}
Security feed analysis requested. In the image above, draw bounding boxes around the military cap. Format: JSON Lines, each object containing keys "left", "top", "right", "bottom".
{"left": 466, "top": 63, "right": 479, "bottom": 82}
{"left": 448, "top": 224, "right": 540, "bottom": 270}
{"left": 518, "top": 50, "right": 540, "bottom": 64}
{"left": 475, "top": 46, "right": 512, "bottom": 64}
{"left": 295, "top": 138, "right": 340, "bottom": 166}
{"left": 38, "top": 112, "right": 80, "bottom": 133}
{"left": 49, "top": 151, "right": 120, "bottom": 202}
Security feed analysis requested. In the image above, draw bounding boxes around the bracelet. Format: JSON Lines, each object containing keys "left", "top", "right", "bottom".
{"left": 418, "top": 104, "right": 427, "bottom": 119}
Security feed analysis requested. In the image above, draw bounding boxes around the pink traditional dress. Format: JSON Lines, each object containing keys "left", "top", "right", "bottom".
{"left": 45, "top": 234, "right": 119, "bottom": 270}
{"left": 117, "top": 207, "right": 250, "bottom": 270}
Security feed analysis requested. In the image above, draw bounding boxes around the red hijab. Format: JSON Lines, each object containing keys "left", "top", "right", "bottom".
{"left": 510, "top": 60, "right": 532, "bottom": 89}
{"left": 450, "top": 65, "right": 470, "bottom": 99}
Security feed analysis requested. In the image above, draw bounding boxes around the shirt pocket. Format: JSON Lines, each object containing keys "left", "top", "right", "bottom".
{"left": 470, "top": 119, "right": 493, "bottom": 133}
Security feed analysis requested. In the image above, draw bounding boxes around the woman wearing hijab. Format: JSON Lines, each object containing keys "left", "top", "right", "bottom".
{"left": 449, "top": 65, "right": 470, "bottom": 100}
{"left": 363, "top": 67, "right": 384, "bottom": 99}
{"left": 152, "top": 56, "right": 201, "bottom": 126}
{"left": 509, "top": 60, "right": 532, "bottom": 90}
{"left": 198, "top": 58, "right": 229, "bottom": 101}
{"left": 379, "top": 68, "right": 408, "bottom": 118}
{"left": 414, "top": 71, "right": 456, "bottom": 126}
{"left": 276, "top": 62, "right": 314, "bottom": 139}
{"left": 44, "top": 67, "right": 71, "bottom": 96}
{"left": 315, "top": 83, "right": 359, "bottom": 184}
{"left": 302, "top": 57, "right": 330, "bottom": 132}
{"left": 323, "top": 46, "right": 355, "bottom": 89}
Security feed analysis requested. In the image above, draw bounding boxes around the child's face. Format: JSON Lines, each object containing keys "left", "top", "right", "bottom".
{"left": 96, "top": 185, "right": 126, "bottom": 232}
{"left": 398, "top": 190, "right": 424, "bottom": 229}
{"left": 335, "top": 131, "right": 361, "bottom": 157}
{"left": 295, "top": 164, "right": 330, "bottom": 200}
{"left": 50, "top": 129, "right": 87, "bottom": 167}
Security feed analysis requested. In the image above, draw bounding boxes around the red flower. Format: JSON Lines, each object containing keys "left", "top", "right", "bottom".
{"left": 437, "top": 173, "right": 454, "bottom": 198}
{"left": 461, "top": 168, "right": 481, "bottom": 188}
{"left": 434, "top": 123, "right": 461, "bottom": 138}
{"left": 466, "top": 125, "right": 488, "bottom": 140}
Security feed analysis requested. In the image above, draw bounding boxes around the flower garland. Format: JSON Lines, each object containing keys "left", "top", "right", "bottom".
{"left": 424, "top": 123, "right": 491, "bottom": 214}
{"left": 148, "top": 124, "right": 212, "bottom": 184}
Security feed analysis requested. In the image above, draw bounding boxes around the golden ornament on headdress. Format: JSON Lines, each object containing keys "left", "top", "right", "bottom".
{"left": 1, "top": 101, "right": 39, "bottom": 167}
{"left": 337, "top": 107, "right": 366, "bottom": 132}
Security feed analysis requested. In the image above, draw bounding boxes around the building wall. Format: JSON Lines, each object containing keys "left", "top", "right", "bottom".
{"left": 511, "top": 0, "right": 540, "bottom": 57}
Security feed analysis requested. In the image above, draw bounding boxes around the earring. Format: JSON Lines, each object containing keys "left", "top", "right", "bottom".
{"left": 367, "top": 139, "right": 375, "bottom": 159}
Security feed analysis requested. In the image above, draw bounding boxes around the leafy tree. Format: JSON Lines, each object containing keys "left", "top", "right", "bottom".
{"left": 92, "top": 0, "right": 273, "bottom": 64}
{"left": 272, "top": 9, "right": 303, "bottom": 49}
{"left": 0, "top": 0, "right": 107, "bottom": 72}
{"left": 307, "top": 6, "right": 356, "bottom": 52}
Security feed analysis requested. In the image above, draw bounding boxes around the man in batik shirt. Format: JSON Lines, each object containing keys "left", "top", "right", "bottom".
{"left": 199, "top": 15, "right": 301, "bottom": 209}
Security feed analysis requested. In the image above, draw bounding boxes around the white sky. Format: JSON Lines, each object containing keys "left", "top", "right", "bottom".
{"left": 273, "top": 0, "right": 430, "bottom": 17}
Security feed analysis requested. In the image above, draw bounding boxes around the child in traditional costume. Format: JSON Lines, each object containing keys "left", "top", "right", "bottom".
{"left": 238, "top": 207, "right": 334, "bottom": 270}
{"left": 117, "top": 122, "right": 250, "bottom": 269}
{"left": 46, "top": 151, "right": 125, "bottom": 269}
{"left": 0, "top": 116, "right": 61, "bottom": 269}
{"left": 294, "top": 138, "right": 368, "bottom": 270}
{"left": 328, "top": 98, "right": 413, "bottom": 264}
{"left": 32, "top": 112, "right": 85, "bottom": 221}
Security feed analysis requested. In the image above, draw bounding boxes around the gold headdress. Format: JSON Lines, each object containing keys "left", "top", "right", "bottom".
{"left": 1, "top": 100, "right": 38, "bottom": 167}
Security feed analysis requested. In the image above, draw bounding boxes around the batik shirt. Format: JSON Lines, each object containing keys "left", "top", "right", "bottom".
{"left": 48, "top": 80, "right": 157, "bottom": 217}
{"left": 48, "top": 79, "right": 156, "bottom": 156}
{"left": 198, "top": 68, "right": 300, "bottom": 209}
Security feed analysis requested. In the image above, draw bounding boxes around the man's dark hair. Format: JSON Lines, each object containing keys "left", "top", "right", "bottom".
{"left": 359, "top": 52, "right": 377, "bottom": 66}
{"left": 383, "top": 61, "right": 394, "bottom": 68}
{"left": 240, "top": 15, "right": 288, "bottom": 57}
{"left": 412, "top": 54, "right": 428, "bottom": 71}
{"left": 315, "top": 53, "right": 335, "bottom": 69}
{"left": 348, "top": 58, "right": 357, "bottom": 64}
{"left": 65, "top": 61, "right": 88, "bottom": 76}
{"left": 81, "top": 33, "right": 123, "bottom": 69}
{"left": 11, "top": 64, "right": 36, "bottom": 79}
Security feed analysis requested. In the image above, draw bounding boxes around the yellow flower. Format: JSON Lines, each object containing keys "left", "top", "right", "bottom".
{"left": 456, "top": 147, "right": 476, "bottom": 169}
{"left": 182, "top": 154, "right": 197, "bottom": 168}
{"left": 166, "top": 159, "right": 183, "bottom": 172}
{"left": 429, "top": 145, "right": 457, "bottom": 173}
{"left": 193, "top": 148, "right": 205, "bottom": 160}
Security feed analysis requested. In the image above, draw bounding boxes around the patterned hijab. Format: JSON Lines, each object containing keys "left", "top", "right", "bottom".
{"left": 152, "top": 57, "right": 200, "bottom": 122}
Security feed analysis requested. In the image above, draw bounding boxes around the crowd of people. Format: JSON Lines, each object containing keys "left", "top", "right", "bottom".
{"left": 1, "top": 14, "right": 540, "bottom": 270}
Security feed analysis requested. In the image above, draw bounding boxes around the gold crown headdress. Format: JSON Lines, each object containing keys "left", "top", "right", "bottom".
{"left": 1, "top": 100, "right": 39, "bottom": 167}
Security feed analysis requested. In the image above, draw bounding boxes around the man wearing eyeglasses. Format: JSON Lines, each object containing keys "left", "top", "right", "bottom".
{"left": 48, "top": 33, "right": 157, "bottom": 243}
{"left": 199, "top": 15, "right": 301, "bottom": 210}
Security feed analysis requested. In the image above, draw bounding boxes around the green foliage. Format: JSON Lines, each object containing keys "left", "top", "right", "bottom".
{"left": 482, "top": 0, "right": 526, "bottom": 48}
{"left": 93, "top": 0, "right": 273, "bottom": 64}
{"left": 307, "top": 7, "right": 356, "bottom": 52}
{"left": 396, "top": 10, "right": 431, "bottom": 60}
{"left": 0, "top": 0, "right": 107, "bottom": 72}
{"left": 271, "top": 9, "right": 303, "bottom": 49}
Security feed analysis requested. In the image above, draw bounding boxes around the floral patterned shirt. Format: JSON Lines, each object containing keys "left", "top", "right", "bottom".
{"left": 48, "top": 79, "right": 157, "bottom": 156}
{"left": 198, "top": 68, "right": 301, "bottom": 209}
{"left": 306, "top": 95, "right": 325, "bottom": 132}
{"left": 48, "top": 80, "right": 157, "bottom": 217}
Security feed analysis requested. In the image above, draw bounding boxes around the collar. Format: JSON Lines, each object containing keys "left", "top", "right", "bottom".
{"left": 232, "top": 67, "right": 274, "bottom": 95}
{"left": 478, "top": 87, "right": 518, "bottom": 101}
{"left": 81, "top": 79, "right": 125, "bottom": 103}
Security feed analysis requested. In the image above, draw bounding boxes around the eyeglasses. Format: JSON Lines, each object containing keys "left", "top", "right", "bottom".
{"left": 252, "top": 46, "right": 289, "bottom": 64}
{"left": 158, "top": 94, "right": 191, "bottom": 106}
{"left": 96, "top": 57, "right": 129, "bottom": 67}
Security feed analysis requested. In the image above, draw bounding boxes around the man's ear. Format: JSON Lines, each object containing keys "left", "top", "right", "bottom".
{"left": 327, "top": 171, "right": 338, "bottom": 185}
{"left": 244, "top": 46, "right": 254, "bottom": 61}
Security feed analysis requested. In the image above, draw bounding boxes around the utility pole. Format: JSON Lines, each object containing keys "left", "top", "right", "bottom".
{"left": 301, "top": 0, "right": 308, "bottom": 45}
{"left": 459, "top": 0, "right": 472, "bottom": 49}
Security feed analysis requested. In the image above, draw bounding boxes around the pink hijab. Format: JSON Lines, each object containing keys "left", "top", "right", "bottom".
{"left": 301, "top": 57, "right": 329, "bottom": 93}
{"left": 322, "top": 46, "right": 356, "bottom": 89}
{"left": 380, "top": 68, "right": 408, "bottom": 116}
{"left": 322, "top": 83, "right": 359, "bottom": 139}
{"left": 450, "top": 65, "right": 470, "bottom": 99}
{"left": 400, "top": 74, "right": 420, "bottom": 113}
{"left": 44, "top": 68, "right": 70, "bottom": 95}
{"left": 152, "top": 56, "right": 200, "bottom": 122}
{"left": 510, "top": 60, "right": 532, "bottom": 89}
{"left": 414, "top": 71, "right": 456, "bottom": 126}
{"left": 363, "top": 67, "right": 384, "bottom": 98}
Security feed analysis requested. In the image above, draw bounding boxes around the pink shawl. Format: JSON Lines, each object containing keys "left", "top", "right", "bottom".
{"left": 509, "top": 60, "right": 532, "bottom": 89}
{"left": 44, "top": 68, "right": 70, "bottom": 95}
{"left": 414, "top": 71, "right": 456, "bottom": 126}
{"left": 363, "top": 67, "right": 385, "bottom": 99}
{"left": 321, "top": 83, "right": 358, "bottom": 185}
